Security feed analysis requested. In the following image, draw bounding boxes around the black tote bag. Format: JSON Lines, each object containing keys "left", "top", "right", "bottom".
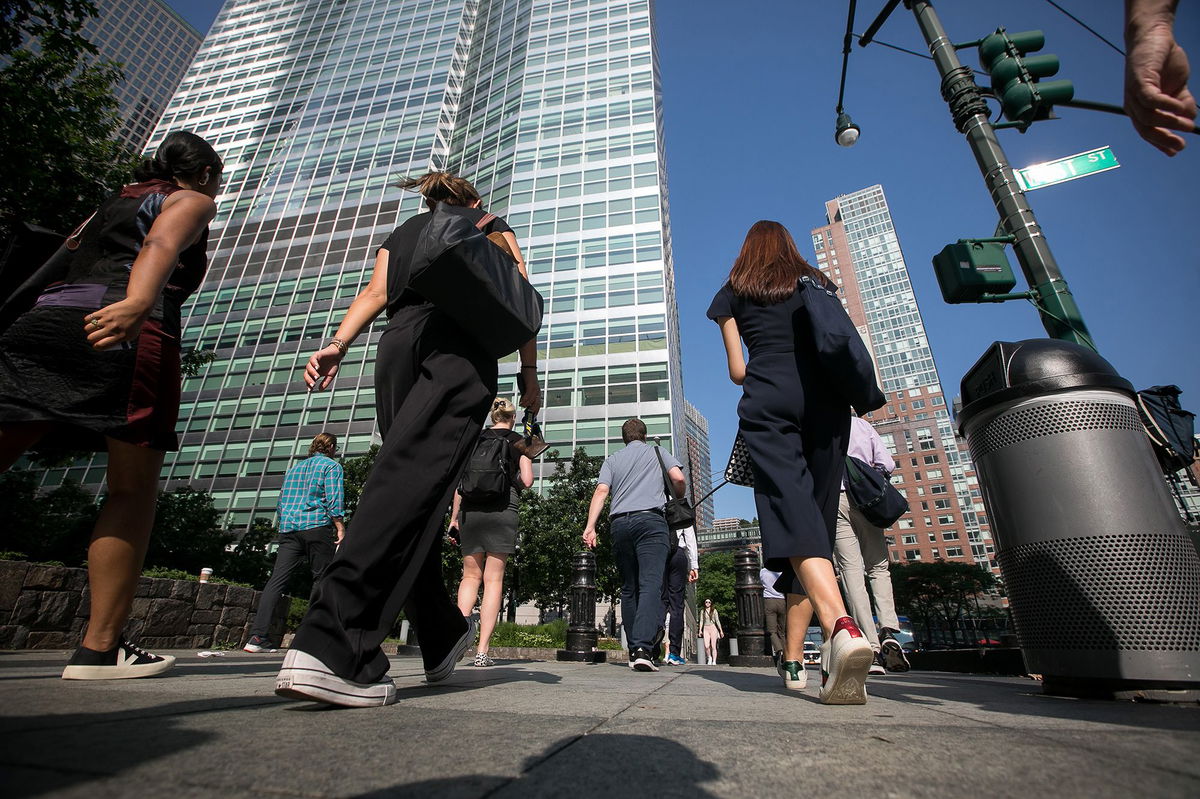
{"left": 843, "top": 455, "right": 909, "bottom": 528}
{"left": 408, "top": 203, "right": 544, "bottom": 359}
{"left": 798, "top": 275, "right": 886, "bottom": 413}
{"left": 654, "top": 446, "right": 695, "bottom": 531}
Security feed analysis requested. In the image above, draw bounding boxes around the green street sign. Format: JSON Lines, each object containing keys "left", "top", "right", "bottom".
{"left": 1016, "top": 146, "right": 1119, "bottom": 191}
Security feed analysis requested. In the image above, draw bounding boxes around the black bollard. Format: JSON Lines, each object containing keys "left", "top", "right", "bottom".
{"left": 556, "top": 550, "right": 607, "bottom": 663}
{"left": 729, "top": 549, "right": 773, "bottom": 667}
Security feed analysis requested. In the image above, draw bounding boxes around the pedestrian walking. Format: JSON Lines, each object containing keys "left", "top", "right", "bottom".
{"left": 582, "top": 418, "right": 686, "bottom": 672}
{"left": 660, "top": 525, "right": 698, "bottom": 665}
{"left": 0, "top": 131, "right": 221, "bottom": 680}
{"left": 244, "top": 433, "right": 345, "bottom": 653}
{"left": 833, "top": 415, "right": 910, "bottom": 675}
{"left": 760, "top": 566, "right": 786, "bottom": 661}
{"left": 699, "top": 598, "right": 723, "bottom": 665}
{"left": 706, "top": 220, "right": 885, "bottom": 704}
{"left": 448, "top": 398, "right": 533, "bottom": 667}
{"left": 275, "top": 172, "right": 540, "bottom": 707}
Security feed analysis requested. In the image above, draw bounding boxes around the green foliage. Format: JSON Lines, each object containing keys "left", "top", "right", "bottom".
{"left": 140, "top": 566, "right": 192, "bottom": 581}
{"left": 342, "top": 444, "right": 381, "bottom": 524}
{"left": 2, "top": 470, "right": 97, "bottom": 565}
{"left": 0, "top": 551, "right": 29, "bottom": 561}
{"left": 890, "top": 561, "right": 998, "bottom": 632}
{"left": 517, "top": 447, "right": 616, "bottom": 615}
{"left": 487, "top": 619, "right": 567, "bottom": 649}
{"left": 0, "top": 0, "right": 99, "bottom": 59}
{"left": 143, "top": 487, "right": 232, "bottom": 574}
{"left": 287, "top": 596, "right": 309, "bottom": 632}
{"left": 180, "top": 348, "right": 217, "bottom": 377}
{"left": 219, "top": 516, "right": 277, "bottom": 588}
{"left": 696, "top": 551, "right": 737, "bottom": 631}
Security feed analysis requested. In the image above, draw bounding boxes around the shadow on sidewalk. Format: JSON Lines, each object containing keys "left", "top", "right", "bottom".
{"left": 350, "top": 733, "right": 721, "bottom": 798}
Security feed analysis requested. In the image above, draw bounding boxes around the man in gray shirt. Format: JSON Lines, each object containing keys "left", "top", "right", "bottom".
{"left": 583, "top": 418, "right": 686, "bottom": 671}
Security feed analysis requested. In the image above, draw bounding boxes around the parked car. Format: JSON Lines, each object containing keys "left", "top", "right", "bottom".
{"left": 802, "top": 641, "right": 821, "bottom": 665}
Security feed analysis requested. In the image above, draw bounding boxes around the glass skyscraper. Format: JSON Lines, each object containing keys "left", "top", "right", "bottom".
{"left": 38, "top": 0, "right": 684, "bottom": 529}
{"left": 812, "top": 185, "right": 995, "bottom": 568}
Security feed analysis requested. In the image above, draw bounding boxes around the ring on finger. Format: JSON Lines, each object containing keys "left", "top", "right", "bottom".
{"left": 89, "top": 319, "right": 102, "bottom": 329}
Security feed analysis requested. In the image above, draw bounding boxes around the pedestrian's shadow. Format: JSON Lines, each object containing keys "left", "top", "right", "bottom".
{"left": 350, "top": 732, "right": 721, "bottom": 798}
{"left": 685, "top": 663, "right": 809, "bottom": 696}
{"left": 403, "top": 665, "right": 565, "bottom": 691}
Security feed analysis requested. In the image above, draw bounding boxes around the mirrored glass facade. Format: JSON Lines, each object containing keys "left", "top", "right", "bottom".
{"left": 37, "top": 0, "right": 684, "bottom": 528}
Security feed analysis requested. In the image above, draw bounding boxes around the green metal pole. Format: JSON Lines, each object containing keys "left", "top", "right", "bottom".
{"left": 906, "top": 0, "right": 1095, "bottom": 351}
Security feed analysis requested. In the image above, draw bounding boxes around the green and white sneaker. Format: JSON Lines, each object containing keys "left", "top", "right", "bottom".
{"left": 782, "top": 660, "right": 807, "bottom": 691}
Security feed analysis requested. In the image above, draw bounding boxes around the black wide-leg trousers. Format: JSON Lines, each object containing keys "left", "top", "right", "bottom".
{"left": 291, "top": 308, "right": 496, "bottom": 684}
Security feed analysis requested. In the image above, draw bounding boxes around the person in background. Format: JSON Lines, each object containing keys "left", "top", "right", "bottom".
{"left": 833, "top": 415, "right": 910, "bottom": 676}
{"left": 448, "top": 398, "right": 533, "bottom": 667}
{"left": 0, "top": 131, "right": 221, "bottom": 680}
{"left": 660, "top": 524, "right": 699, "bottom": 665}
{"left": 582, "top": 418, "right": 685, "bottom": 672}
{"left": 760, "top": 566, "right": 785, "bottom": 664}
{"left": 1124, "top": 0, "right": 1195, "bottom": 156}
{"left": 275, "top": 171, "right": 539, "bottom": 707}
{"left": 707, "top": 220, "right": 884, "bottom": 704}
{"left": 699, "top": 598, "right": 723, "bottom": 665}
{"left": 244, "top": 433, "right": 345, "bottom": 654}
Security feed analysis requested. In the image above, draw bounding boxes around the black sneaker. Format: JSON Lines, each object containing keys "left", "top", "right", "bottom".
{"left": 869, "top": 651, "right": 887, "bottom": 676}
{"left": 629, "top": 647, "right": 659, "bottom": 672}
{"left": 879, "top": 630, "right": 911, "bottom": 673}
{"left": 243, "top": 635, "right": 278, "bottom": 653}
{"left": 650, "top": 627, "right": 666, "bottom": 665}
{"left": 62, "top": 640, "right": 176, "bottom": 680}
{"left": 425, "top": 616, "right": 476, "bottom": 683}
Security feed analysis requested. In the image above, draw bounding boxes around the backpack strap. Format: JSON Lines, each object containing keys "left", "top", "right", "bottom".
{"left": 475, "top": 212, "right": 498, "bottom": 230}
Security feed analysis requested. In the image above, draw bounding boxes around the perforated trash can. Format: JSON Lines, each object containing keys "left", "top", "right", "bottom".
{"left": 959, "top": 339, "right": 1200, "bottom": 697}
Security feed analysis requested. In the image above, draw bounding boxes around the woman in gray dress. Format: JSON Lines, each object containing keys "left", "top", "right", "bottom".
{"left": 449, "top": 398, "right": 533, "bottom": 666}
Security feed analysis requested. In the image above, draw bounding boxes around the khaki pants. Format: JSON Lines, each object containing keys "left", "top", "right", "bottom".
{"left": 833, "top": 492, "right": 900, "bottom": 652}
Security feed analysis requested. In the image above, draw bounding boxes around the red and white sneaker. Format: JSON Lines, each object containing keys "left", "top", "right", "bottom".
{"left": 819, "top": 616, "right": 872, "bottom": 705}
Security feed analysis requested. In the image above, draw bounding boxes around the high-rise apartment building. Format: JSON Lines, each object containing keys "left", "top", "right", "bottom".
{"left": 79, "top": 0, "right": 203, "bottom": 150}
{"left": 30, "top": 0, "right": 685, "bottom": 528}
{"left": 683, "top": 399, "right": 713, "bottom": 531}
{"left": 811, "top": 185, "right": 995, "bottom": 569}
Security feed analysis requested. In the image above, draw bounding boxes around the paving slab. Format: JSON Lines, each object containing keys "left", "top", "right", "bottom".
{"left": 0, "top": 650, "right": 1197, "bottom": 798}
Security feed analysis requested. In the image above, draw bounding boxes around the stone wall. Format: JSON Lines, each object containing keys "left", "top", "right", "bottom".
{"left": 0, "top": 560, "right": 289, "bottom": 650}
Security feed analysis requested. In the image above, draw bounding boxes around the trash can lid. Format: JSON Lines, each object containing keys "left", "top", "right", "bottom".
{"left": 958, "top": 339, "right": 1133, "bottom": 430}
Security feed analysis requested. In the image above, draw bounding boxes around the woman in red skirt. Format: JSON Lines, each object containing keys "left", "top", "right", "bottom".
{"left": 0, "top": 131, "right": 222, "bottom": 680}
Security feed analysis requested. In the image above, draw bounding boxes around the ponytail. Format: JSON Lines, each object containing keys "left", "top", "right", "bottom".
{"left": 397, "top": 171, "right": 481, "bottom": 209}
{"left": 135, "top": 131, "right": 223, "bottom": 183}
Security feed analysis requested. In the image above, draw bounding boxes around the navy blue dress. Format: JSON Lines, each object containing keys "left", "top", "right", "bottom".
{"left": 707, "top": 279, "right": 883, "bottom": 595}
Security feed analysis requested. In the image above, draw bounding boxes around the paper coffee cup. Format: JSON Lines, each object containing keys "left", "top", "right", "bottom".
{"left": 199, "top": 567, "right": 214, "bottom": 583}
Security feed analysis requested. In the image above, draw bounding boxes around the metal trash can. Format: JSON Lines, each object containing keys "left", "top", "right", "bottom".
{"left": 959, "top": 339, "right": 1200, "bottom": 697}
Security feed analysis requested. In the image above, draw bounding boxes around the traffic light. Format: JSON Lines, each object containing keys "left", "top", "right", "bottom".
{"left": 979, "top": 29, "right": 1074, "bottom": 129}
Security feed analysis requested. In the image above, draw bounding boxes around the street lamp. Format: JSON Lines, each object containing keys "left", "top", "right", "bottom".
{"left": 835, "top": 110, "right": 861, "bottom": 147}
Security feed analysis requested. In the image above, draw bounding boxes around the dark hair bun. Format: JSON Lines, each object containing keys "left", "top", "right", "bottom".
{"left": 135, "top": 131, "right": 223, "bottom": 182}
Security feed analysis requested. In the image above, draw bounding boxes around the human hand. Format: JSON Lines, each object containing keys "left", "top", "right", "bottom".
{"left": 582, "top": 528, "right": 597, "bottom": 549}
{"left": 688, "top": 569, "right": 698, "bottom": 583}
{"left": 519, "top": 371, "right": 542, "bottom": 416}
{"left": 1125, "top": 19, "right": 1197, "bottom": 156}
{"left": 304, "top": 344, "right": 344, "bottom": 390}
{"left": 447, "top": 523, "right": 459, "bottom": 546}
{"left": 84, "top": 298, "right": 152, "bottom": 350}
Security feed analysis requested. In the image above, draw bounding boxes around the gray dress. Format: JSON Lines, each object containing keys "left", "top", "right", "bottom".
{"left": 460, "top": 428, "right": 523, "bottom": 555}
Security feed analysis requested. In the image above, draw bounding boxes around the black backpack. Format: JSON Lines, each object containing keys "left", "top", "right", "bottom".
{"left": 459, "top": 433, "right": 514, "bottom": 506}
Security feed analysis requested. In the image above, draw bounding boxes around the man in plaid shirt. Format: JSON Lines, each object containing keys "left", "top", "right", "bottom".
{"left": 245, "top": 433, "right": 345, "bottom": 652}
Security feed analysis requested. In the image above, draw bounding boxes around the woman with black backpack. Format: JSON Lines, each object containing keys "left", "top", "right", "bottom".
{"left": 448, "top": 398, "right": 533, "bottom": 666}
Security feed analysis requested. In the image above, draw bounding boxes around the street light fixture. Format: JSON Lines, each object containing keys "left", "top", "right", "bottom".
{"left": 835, "top": 111, "right": 861, "bottom": 147}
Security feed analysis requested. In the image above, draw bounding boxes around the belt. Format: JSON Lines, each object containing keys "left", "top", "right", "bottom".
{"left": 610, "top": 508, "right": 664, "bottom": 521}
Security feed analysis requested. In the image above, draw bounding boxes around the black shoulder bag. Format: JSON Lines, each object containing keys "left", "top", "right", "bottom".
{"left": 654, "top": 447, "right": 695, "bottom": 532}
{"left": 843, "top": 455, "right": 909, "bottom": 528}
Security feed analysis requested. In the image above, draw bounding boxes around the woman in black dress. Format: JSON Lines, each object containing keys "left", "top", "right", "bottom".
{"left": 448, "top": 397, "right": 533, "bottom": 667}
{"left": 0, "top": 131, "right": 222, "bottom": 679}
{"left": 276, "top": 172, "right": 540, "bottom": 707}
{"left": 706, "top": 220, "right": 885, "bottom": 705}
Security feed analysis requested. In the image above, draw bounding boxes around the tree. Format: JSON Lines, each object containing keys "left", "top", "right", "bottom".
{"left": 2, "top": 469, "right": 96, "bottom": 564}
{"left": 890, "top": 561, "right": 998, "bottom": 645}
{"left": 0, "top": 1, "right": 135, "bottom": 241}
{"left": 696, "top": 551, "right": 737, "bottom": 634}
{"left": 143, "top": 487, "right": 231, "bottom": 574}
{"left": 219, "top": 516, "right": 277, "bottom": 588}
{"left": 341, "top": 444, "right": 381, "bottom": 524}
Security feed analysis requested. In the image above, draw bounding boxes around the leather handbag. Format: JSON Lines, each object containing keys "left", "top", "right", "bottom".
{"left": 723, "top": 431, "right": 755, "bottom": 487}
{"left": 654, "top": 446, "right": 695, "bottom": 531}
{"left": 843, "top": 454, "right": 909, "bottom": 528}
{"left": 798, "top": 275, "right": 886, "bottom": 413}
{"left": 408, "top": 203, "right": 544, "bottom": 359}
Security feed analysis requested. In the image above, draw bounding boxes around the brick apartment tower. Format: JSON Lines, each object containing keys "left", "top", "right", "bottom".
{"left": 810, "top": 185, "right": 996, "bottom": 569}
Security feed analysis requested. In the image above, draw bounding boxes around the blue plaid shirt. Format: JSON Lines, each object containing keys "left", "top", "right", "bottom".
{"left": 277, "top": 454, "right": 344, "bottom": 533}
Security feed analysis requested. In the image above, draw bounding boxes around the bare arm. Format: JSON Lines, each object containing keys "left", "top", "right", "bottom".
{"left": 518, "top": 454, "right": 534, "bottom": 490}
{"left": 304, "top": 248, "right": 389, "bottom": 390}
{"left": 716, "top": 316, "right": 747, "bottom": 385}
{"left": 1125, "top": 0, "right": 1195, "bottom": 155}
{"left": 84, "top": 191, "right": 216, "bottom": 349}
{"left": 667, "top": 465, "right": 686, "bottom": 498}
{"left": 448, "top": 491, "right": 463, "bottom": 543}
{"left": 582, "top": 483, "right": 610, "bottom": 549}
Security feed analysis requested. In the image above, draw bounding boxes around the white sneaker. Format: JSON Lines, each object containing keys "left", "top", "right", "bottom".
{"left": 781, "top": 660, "right": 807, "bottom": 691}
{"left": 275, "top": 649, "right": 396, "bottom": 707}
{"left": 819, "top": 617, "right": 873, "bottom": 705}
{"left": 62, "top": 640, "right": 175, "bottom": 680}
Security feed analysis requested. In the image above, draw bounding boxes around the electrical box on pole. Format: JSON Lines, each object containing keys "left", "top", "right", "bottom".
{"left": 979, "top": 29, "right": 1074, "bottom": 130}
{"left": 932, "top": 240, "right": 1017, "bottom": 303}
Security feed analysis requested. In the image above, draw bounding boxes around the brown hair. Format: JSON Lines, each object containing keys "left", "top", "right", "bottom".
{"left": 490, "top": 397, "right": 517, "bottom": 425}
{"left": 308, "top": 433, "right": 337, "bottom": 457}
{"left": 621, "top": 418, "right": 647, "bottom": 444}
{"left": 397, "top": 171, "right": 481, "bottom": 209}
{"left": 727, "top": 220, "right": 827, "bottom": 304}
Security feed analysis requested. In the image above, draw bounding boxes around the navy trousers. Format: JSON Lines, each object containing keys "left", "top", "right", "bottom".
{"left": 612, "top": 511, "right": 670, "bottom": 652}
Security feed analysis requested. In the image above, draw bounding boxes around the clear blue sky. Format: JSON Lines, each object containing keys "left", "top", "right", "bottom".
{"left": 172, "top": 1, "right": 1198, "bottom": 522}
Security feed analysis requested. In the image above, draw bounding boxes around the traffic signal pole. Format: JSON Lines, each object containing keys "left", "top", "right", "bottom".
{"left": 906, "top": 0, "right": 1095, "bottom": 350}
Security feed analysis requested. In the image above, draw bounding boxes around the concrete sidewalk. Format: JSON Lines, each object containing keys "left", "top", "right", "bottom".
{"left": 1, "top": 650, "right": 1197, "bottom": 798}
